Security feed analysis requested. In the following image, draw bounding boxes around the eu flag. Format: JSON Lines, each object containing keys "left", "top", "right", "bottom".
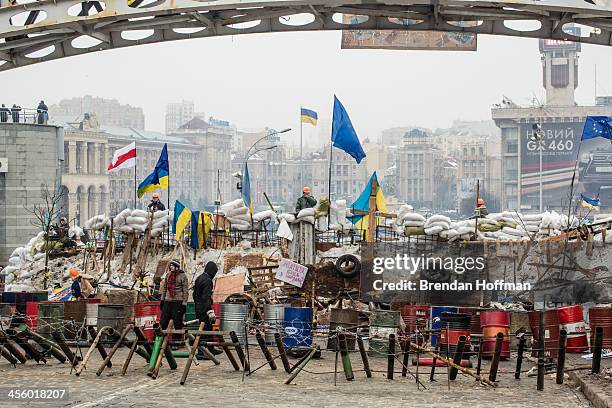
{"left": 137, "top": 143, "right": 169, "bottom": 198}
{"left": 331, "top": 95, "right": 366, "bottom": 164}
{"left": 242, "top": 162, "right": 253, "bottom": 214}
{"left": 582, "top": 116, "right": 612, "bottom": 141}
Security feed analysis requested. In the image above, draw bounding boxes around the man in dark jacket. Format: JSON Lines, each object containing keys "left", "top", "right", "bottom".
{"left": 0, "top": 104, "right": 9, "bottom": 123}
{"left": 37, "top": 100, "right": 48, "bottom": 124}
{"left": 10, "top": 104, "right": 21, "bottom": 123}
{"left": 160, "top": 260, "right": 189, "bottom": 331}
{"left": 193, "top": 261, "right": 222, "bottom": 356}
{"left": 148, "top": 192, "right": 166, "bottom": 212}
{"left": 295, "top": 186, "right": 317, "bottom": 213}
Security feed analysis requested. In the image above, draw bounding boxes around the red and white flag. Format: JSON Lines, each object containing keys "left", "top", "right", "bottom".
{"left": 107, "top": 142, "right": 136, "bottom": 172}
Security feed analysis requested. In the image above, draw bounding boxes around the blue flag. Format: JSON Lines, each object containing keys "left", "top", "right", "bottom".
{"left": 242, "top": 162, "right": 253, "bottom": 214}
{"left": 582, "top": 116, "right": 612, "bottom": 141}
{"left": 331, "top": 95, "right": 366, "bottom": 164}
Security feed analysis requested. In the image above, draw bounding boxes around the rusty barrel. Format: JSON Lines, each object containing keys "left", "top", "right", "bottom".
{"left": 558, "top": 305, "right": 588, "bottom": 353}
{"left": 439, "top": 312, "right": 471, "bottom": 356}
{"left": 134, "top": 301, "right": 161, "bottom": 343}
{"left": 25, "top": 302, "right": 39, "bottom": 332}
{"left": 480, "top": 310, "right": 510, "bottom": 360}
{"left": 37, "top": 302, "right": 64, "bottom": 339}
{"left": 528, "top": 309, "right": 560, "bottom": 358}
{"left": 327, "top": 308, "right": 359, "bottom": 351}
{"left": 401, "top": 305, "right": 430, "bottom": 345}
{"left": 97, "top": 304, "right": 125, "bottom": 340}
{"left": 589, "top": 306, "right": 612, "bottom": 351}
{"left": 0, "top": 303, "right": 16, "bottom": 327}
{"left": 64, "top": 300, "right": 88, "bottom": 340}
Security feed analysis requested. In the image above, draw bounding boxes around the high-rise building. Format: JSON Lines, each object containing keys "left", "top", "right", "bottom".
{"left": 396, "top": 128, "right": 438, "bottom": 210}
{"left": 50, "top": 95, "right": 145, "bottom": 129}
{"left": 165, "top": 100, "right": 195, "bottom": 134}
{"left": 492, "top": 34, "right": 612, "bottom": 212}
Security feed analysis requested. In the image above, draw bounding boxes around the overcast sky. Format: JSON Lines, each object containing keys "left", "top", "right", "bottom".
{"left": 2, "top": 29, "right": 612, "bottom": 147}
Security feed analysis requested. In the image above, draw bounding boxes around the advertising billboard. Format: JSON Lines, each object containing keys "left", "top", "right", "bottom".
{"left": 341, "top": 15, "right": 477, "bottom": 51}
{"left": 520, "top": 121, "right": 612, "bottom": 208}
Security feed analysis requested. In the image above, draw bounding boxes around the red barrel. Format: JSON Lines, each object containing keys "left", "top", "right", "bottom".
{"left": 558, "top": 305, "right": 588, "bottom": 353}
{"left": 589, "top": 306, "right": 612, "bottom": 351}
{"left": 401, "top": 305, "right": 430, "bottom": 344}
{"left": 25, "top": 302, "right": 39, "bottom": 332}
{"left": 528, "top": 310, "right": 560, "bottom": 358}
{"left": 439, "top": 312, "right": 472, "bottom": 355}
{"left": 480, "top": 310, "right": 510, "bottom": 360}
{"left": 134, "top": 301, "right": 161, "bottom": 342}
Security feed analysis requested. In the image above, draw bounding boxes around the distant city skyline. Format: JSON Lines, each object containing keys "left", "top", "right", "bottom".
{"left": 2, "top": 31, "right": 612, "bottom": 148}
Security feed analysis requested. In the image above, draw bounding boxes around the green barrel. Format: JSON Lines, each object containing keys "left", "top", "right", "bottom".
{"left": 185, "top": 302, "right": 198, "bottom": 331}
{"left": 368, "top": 310, "right": 400, "bottom": 357}
{"left": 37, "top": 302, "right": 64, "bottom": 339}
{"left": 31, "top": 291, "right": 49, "bottom": 302}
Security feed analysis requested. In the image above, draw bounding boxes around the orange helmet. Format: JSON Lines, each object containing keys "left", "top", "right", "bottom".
{"left": 68, "top": 268, "right": 80, "bottom": 279}
{"left": 303, "top": 186, "right": 311, "bottom": 194}
{"left": 477, "top": 198, "right": 486, "bottom": 206}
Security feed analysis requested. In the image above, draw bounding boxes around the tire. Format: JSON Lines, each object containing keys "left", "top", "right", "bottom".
{"left": 335, "top": 254, "right": 361, "bottom": 279}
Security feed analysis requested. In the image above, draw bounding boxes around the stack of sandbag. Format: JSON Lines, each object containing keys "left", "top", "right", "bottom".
{"left": 296, "top": 207, "right": 315, "bottom": 225}
{"left": 314, "top": 197, "right": 330, "bottom": 231}
{"left": 520, "top": 213, "right": 543, "bottom": 234}
{"left": 400, "top": 213, "right": 426, "bottom": 236}
{"left": 68, "top": 226, "right": 84, "bottom": 239}
{"left": 113, "top": 208, "right": 132, "bottom": 227}
{"left": 329, "top": 200, "right": 352, "bottom": 231}
{"left": 84, "top": 214, "right": 109, "bottom": 230}
{"left": 423, "top": 214, "right": 451, "bottom": 236}
{"left": 150, "top": 209, "right": 172, "bottom": 237}
{"left": 252, "top": 209, "right": 277, "bottom": 223}
{"left": 219, "top": 199, "right": 257, "bottom": 230}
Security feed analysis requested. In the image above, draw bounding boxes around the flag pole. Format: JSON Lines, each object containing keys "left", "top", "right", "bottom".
{"left": 300, "top": 106, "right": 304, "bottom": 190}
{"left": 167, "top": 149, "right": 171, "bottom": 251}
{"left": 133, "top": 138, "right": 137, "bottom": 209}
{"left": 327, "top": 137, "right": 333, "bottom": 228}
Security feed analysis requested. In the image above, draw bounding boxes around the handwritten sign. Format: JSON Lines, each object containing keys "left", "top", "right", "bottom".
{"left": 275, "top": 258, "right": 308, "bottom": 288}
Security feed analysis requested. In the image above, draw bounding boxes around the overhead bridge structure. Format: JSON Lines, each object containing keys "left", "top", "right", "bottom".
{"left": 0, "top": 0, "right": 611, "bottom": 71}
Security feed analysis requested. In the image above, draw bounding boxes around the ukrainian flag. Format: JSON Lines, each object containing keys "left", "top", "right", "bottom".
{"left": 580, "top": 194, "right": 600, "bottom": 211}
{"left": 173, "top": 200, "right": 192, "bottom": 240}
{"left": 137, "top": 143, "right": 169, "bottom": 198}
{"left": 190, "top": 210, "right": 212, "bottom": 249}
{"left": 242, "top": 162, "right": 253, "bottom": 214}
{"left": 348, "top": 172, "right": 388, "bottom": 234}
{"left": 301, "top": 108, "right": 318, "bottom": 126}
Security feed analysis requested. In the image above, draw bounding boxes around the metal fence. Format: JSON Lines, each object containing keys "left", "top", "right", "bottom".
{"left": 0, "top": 106, "right": 48, "bottom": 124}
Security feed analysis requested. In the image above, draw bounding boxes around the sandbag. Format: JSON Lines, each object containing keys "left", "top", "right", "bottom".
{"left": 503, "top": 227, "right": 527, "bottom": 237}
{"left": 279, "top": 213, "right": 296, "bottom": 223}
{"left": 522, "top": 214, "right": 543, "bottom": 221}
{"left": 404, "top": 226, "right": 425, "bottom": 236}
{"left": 456, "top": 226, "right": 475, "bottom": 235}
{"left": 426, "top": 221, "right": 450, "bottom": 230}
{"left": 152, "top": 219, "right": 168, "bottom": 230}
{"left": 130, "top": 209, "right": 147, "bottom": 218}
{"left": 153, "top": 209, "right": 170, "bottom": 219}
{"left": 403, "top": 220, "right": 425, "bottom": 227}
{"left": 126, "top": 216, "right": 148, "bottom": 225}
{"left": 297, "top": 215, "right": 315, "bottom": 224}
{"left": 424, "top": 225, "right": 444, "bottom": 235}
{"left": 228, "top": 206, "right": 249, "bottom": 217}
{"left": 297, "top": 208, "right": 316, "bottom": 218}
{"left": 400, "top": 212, "right": 426, "bottom": 223}
{"left": 439, "top": 229, "right": 458, "bottom": 239}
{"left": 424, "top": 215, "right": 451, "bottom": 227}
{"left": 478, "top": 223, "right": 501, "bottom": 232}
{"left": 253, "top": 210, "right": 276, "bottom": 222}
{"left": 132, "top": 224, "right": 147, "bottom": 233}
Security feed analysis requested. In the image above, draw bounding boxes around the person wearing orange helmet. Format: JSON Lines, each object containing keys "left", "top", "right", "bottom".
{"left": 476, "top": 197, "right": 489, "bottom": 217}
{"left": 295, "top": 186, "right": 317, "bottom": 213}
{"left": 148, "top": 192, "right": 166, "bottom": 212}
{"left": 69, "top": 268, "right": 94, "bottom": 299}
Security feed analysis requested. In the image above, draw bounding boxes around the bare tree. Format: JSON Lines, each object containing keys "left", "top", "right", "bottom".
{"left": 23, "top": 184, "right": 65, "bottom": 288}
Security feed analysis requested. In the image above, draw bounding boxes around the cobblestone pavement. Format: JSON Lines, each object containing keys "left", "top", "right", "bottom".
{"left": 0, "top": 343, "right": 593, "bottom": 408}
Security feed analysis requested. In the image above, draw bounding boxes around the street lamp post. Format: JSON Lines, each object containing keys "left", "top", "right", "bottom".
{"left": 238, "top": 128, "right": 291, "bottom": 204}
{"left": 532, "top": 123, "right": 545, "bottom": 212}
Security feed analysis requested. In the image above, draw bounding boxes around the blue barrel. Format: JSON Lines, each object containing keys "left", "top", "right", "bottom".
{"left": 283, "top": 307, "right": 312, "bottom": 348}
{"left": 430, "top": 306, "right": 458, "bottom": 346}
